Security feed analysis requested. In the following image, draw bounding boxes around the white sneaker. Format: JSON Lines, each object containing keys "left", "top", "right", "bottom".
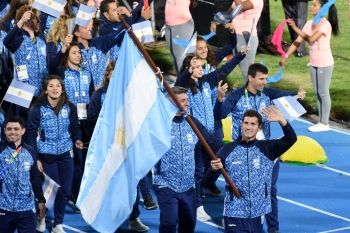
{"left": 36, "top": 218, "right": 46, "bottom": 232}
{"left": 52, "top": 224, "right": 66, "bottom": 233}
{"left": 308, "top": 123, "right": 330, "bottom": 132}
{"left": 128, "top": 217, "right": 149, "bottom": 232}
{"left": 197, "top": 205, "right": 211, "bottom": 222}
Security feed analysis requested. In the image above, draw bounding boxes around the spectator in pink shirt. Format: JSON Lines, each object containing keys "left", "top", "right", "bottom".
{"left": 280, "top": 0, "right": 339, "bottom": 132}
{"left": 164, "top": 0, "right": 197, "bottom": 75}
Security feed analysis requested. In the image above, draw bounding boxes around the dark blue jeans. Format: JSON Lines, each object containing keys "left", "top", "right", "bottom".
{"left": 155, "top": 186, "right": 196, "bottom": 233}
{"left": 129, "top": 187, "right": 140, "bottom": 221}
{"left": 0, "top": 209, "right": 37, "bottom": 233}
{"left": 39, "top": 151, "right": 74, "bottom": 226}
{"left": 224, "top": 215, "right": 263, "bottom": 233}
{"left": 139, "top": 171, "right": 153, "bottom": 199}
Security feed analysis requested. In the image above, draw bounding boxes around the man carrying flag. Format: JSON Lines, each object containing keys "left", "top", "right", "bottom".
{"left": 77, "top": 33, "right": 177, "bottom": 232}
{"left": 0, "top": 116, "right": 46, "bottom": 233}
{"left": 153, "top": 86, "right": 223, "bottom": 233}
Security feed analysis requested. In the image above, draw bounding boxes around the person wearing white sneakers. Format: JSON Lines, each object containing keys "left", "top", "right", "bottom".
{"left": 280, "top": 0, "right": 339, "bottom": 133}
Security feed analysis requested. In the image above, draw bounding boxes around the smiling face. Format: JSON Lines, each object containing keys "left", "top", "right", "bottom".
{"left": 196, "top": 40, "right": 208, "bottom": 60}
{"left": 310, "top": 0, "right": 322, "bottom": 17}
{"left": 247, "top": 72, "right": 268, "bottom": 93}
{"left": 46, "top": 79, "right": 63, "bottom": 100}
{"left": 241, "top": 116, "right": 261, "bottom": 141}
{"left": 5, "top": 122, "right": 25, "bottom": 145}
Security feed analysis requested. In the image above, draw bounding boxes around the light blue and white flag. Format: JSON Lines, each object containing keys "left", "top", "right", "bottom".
{"left": 76, "top": 34, "right": 177, "bottom": 233}
{"left": 272, "top": 96, "right": 306, "bottom": 121}
{"left": 3, "top": 79, "right": 35, "bottom": 108}
{"left": 42, "top": 173, "right": 60, "bottom": 209}
{"left": 32, "top": 0, "right": 66, "bottom": 18}
{"left": 75, "top": 4, "right": 96, "bottom": 27}
{"left": 183, "top": 32, "right": 197, "bottom": 55}
{"left": 132, "top": 20, "right": 154, "bottom": 44}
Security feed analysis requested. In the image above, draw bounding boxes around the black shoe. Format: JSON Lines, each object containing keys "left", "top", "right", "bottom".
{"left": 203, "top": 183, "right": 221, "bottom": 196}
{"left": 69, "top": 199, "right": 81, "bottom": 213}
{"left": 142, "top": 196, "right": 158, "bottom": 210}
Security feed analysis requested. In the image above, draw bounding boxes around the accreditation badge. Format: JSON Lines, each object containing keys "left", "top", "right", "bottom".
{"left": 77, "top": 103, "right": 87, "bottom": 120}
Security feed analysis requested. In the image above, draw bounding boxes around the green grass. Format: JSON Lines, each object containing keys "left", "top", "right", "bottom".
{"left": 146, "top": 1, "right": 350, "bottom": 122}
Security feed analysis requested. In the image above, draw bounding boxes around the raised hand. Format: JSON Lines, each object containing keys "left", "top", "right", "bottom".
{"left": 217, "top": 80, "right": 228, "bottom": 102}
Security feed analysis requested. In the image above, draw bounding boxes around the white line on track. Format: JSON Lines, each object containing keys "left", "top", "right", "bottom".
{"left": 63, "top": 224, "right": 88, "bottom": 233}
{"left": 201, "top": 220, "right": 225, "bottom": 230}
{"left": 315, "top": 164, "right": 350, "bottom": 177}
{"left": 277, "top": 196, "right": 350, "bottom": 222}
{"left": 296, "top": 119, "right": 350, "bottom": 135}
{"left": 317, "top": 226, "right": 350, "bottom": 233}
{"left": 218, "top": 178, "right": 350, "bottom": 223}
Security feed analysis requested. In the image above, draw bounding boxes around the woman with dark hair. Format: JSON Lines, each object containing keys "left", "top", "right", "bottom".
{"left": 27, "top": 75, "right": 82, "bottom": 233}
{"left": 281, "top": 0, "right": 339, "bottom": 132}
{"left": 164, "top": 0, "right": 197, "bottom": 75}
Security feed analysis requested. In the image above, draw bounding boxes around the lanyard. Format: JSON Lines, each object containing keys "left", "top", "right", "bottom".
{"left": 5, "top": 146, "right": 22, "bottom": 164}
{"left": 0, "top": 146, "right": 22, "bottom": 177}
{"left": 244, "top": 89, "right": 265, "bottom": 111}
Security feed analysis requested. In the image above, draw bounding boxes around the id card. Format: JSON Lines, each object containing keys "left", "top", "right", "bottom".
{"left": 16, "top": 65, "right": 29, "bottom": 81}
{"left": 77, "top": 103, "right": 87, "bottom": 120}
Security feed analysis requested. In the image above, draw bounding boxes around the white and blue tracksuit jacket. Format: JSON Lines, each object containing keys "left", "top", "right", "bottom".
{"left": 176, "top": 53, "right": 245, "bottom": 135}
{"left": 0, "top": 141, "right": 45, "bottom": 212}
{"left": 3, "top": 26, "right": 47, "bottom": 96}
{"left": 217, "top": 122, "right": 297, "bottom": 218}
{"left": 154, "top": 115, "right": 222, "bottom": 193}
{"left": 214, "top": 87, "right": 296, "bottom": 140}
{"left": 27, "top": 99, "right": 81, "bottom": 155}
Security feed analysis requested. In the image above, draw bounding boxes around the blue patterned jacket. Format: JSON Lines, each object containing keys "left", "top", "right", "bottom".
{"left": 27, "top": 98, "right": 81, "bottom": 155}
{"left": 214, "top": 87, "right": 296, "bottom": 140}
{"left": 0, "top": 141, "right": 45, "bottom": 212}
{"left": 3, "top": 26, "right": 47, "bottom": 96}
{"left": 79, "top": 27, "right": 125, "bottom": 88}
{"left": 154, "top": 115, "right": 222, "bottom": 193}
{"left": 217, "top": 122, "right": 296, "bottom": 218}
{"left": 63, "top": 67, "right": 92, "bottom": 105}
{"left": 176, "top": 53, "right": 245, "bottom": 134}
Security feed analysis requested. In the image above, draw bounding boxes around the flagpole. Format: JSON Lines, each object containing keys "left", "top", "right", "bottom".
{"left": 120, "top": 18, "right": 241, "bottom": 198}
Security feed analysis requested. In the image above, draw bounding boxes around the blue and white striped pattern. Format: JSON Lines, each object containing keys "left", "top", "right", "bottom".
{"left": 32, "top": 0, "right": 66, "bottom": 18}
{"left": 42, "top": 173, "right": 60, "bottom": 209}
{"left": 3, "top": 79, "right": 35, "bottom": 108}
{"left": 77, "top": 34, "right": 177, "bottom": 232}
{"left": 272, "top": 96, "right": 306, "bottom": 121}
{"left": 76, "top": 4, "right": 96, "bottom": 27}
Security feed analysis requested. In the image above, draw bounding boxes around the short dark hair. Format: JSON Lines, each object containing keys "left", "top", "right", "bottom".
{"left": 171, "top": 86, "right": 188, "bottom": 95}
{"left": 4, "top": 116, "right": 25, "bottom": 129}
{"left": 243, "top": 109, "right": 262, "bottom": 126}
{"left": 100, "top": 0, "right": 116, "bottom": 14}
{"left": 247, "top": 63, "right": 268, "bottom": 78}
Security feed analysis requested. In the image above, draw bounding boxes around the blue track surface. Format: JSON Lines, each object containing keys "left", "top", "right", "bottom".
{"left": 40, "top": 119, "right": 350, "bottom": 233}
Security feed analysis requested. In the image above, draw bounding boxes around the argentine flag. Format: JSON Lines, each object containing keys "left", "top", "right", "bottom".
{"left": 3, "top": 79, "right": 35, "bottom": 108}
{"left": 272, "top": 96, "right": 306, "bottom": 121}
{"left": 76, "top": 4, "right": 96, "bottom": 27}
{"left": 77, "top": 34, "right": 177, "bottom": 233}
{"left": 32, "top": 0, "right": 66, "bottom": 18}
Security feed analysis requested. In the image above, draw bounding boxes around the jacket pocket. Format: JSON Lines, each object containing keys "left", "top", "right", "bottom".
{"left": 264, "top": 183, "right": 267, "bottom": 198}
{"left": 0, "top": 179, "right": 2, "bottom": 193}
